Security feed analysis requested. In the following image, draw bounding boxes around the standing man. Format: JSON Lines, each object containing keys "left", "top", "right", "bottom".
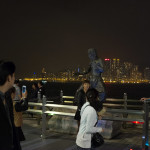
{"left": 38, "top": 81, "right": 45, "bottom": 100}
{"left": 0, "top": 60, "right": 16, "bottom": 150}
{"left": 74, "top": 80, "right": 90, "bottom": 132}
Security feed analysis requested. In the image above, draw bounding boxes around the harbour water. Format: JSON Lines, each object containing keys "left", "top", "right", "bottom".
{"left": 20, "top": 81, "right": 150, "bottom": 100}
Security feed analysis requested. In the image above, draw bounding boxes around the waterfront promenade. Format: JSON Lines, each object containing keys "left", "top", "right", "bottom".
{"left": 21, "top": 116, "right": 149, "bottom": 150}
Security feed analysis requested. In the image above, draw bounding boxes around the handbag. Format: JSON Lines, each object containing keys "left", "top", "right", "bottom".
{"left": 91, "top": 132, "right": 104, "bottom": 148}
{"left": 82, "top": 104, "right": 104, "bottom": 148}
{"left": 91, "top": 111, "right": 104, "bottom": 148}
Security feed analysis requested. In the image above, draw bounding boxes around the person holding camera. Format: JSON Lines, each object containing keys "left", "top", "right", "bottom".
{"left": 10, "top": 87, "right": 28, "bottom": 142}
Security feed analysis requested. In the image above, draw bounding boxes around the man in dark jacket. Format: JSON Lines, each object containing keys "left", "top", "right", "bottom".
{"left": 38, "top": 81, "right": 45, "bottom": 100}
{"left": 0, "top": 60, "right": 20, "bottom": 150}
{"left": 5, "top": 89, "right": 22, "bottom": 150}
{"left": 74, "top": 80, "right": 90, "bottom": 132}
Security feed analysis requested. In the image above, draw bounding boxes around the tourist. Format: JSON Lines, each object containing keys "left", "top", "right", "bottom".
{"left": 0, "top": 60, "right": 17, "bottom": 150}
{"left": 29, "top": 82, "right": 38, "bottom": 102}
{"left": 38, "top": 81, "right": 45, "bottom": 100}
{"left": 74, "top": 80, "right": 90, "bottom": 132}
{"left": 10, "top": 87, "right": 28, "bottom": 142}
{"left": 76, "top": 88, "right": 104, "bottom": 150}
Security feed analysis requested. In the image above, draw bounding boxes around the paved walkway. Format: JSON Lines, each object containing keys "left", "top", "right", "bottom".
{"left": 21, "top": 117, "right": 149, "bottom": 150}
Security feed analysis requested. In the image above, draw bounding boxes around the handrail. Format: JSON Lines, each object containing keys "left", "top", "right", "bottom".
{"left": 106, "top": 108, "right": 145, "bottom": 115}
{"left": 45, "top": 103, "right": 77, "bottom": 110}
{"left": 102, "top": 116, "right": 144, "bottom": 123}
{"left": 62, "top": 96, "right": 74, "bottom": 99}
{"left": 62, "top": 96, "right": 143, "bottom": 103}
{"left": 26, "top": 92, "right": 150, "bottom": 150}
{"left": 27, "top": 102, "right": 145, "bottom": 115}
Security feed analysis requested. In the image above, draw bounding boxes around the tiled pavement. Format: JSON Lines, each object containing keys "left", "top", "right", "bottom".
{"left": 21, "top": 117, "right": 149, "bottom": 150}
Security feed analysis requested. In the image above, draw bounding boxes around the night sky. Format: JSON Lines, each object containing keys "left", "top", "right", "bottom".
{"left": 1, "top": 0, "right": 150, "bottom": 78}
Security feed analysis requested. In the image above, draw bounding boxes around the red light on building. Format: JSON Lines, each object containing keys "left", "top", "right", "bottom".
{"left": 132, "top": 121, "right": 144, "bottom": 124}
{"left": 105, "top": 58, "right": 110, "bottom": 61}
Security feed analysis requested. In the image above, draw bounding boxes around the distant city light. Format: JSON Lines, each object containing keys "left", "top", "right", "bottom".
{"left": 42, "top": 80, "right": 47, "bottom": 84}
{"left": 23, "top": 58, "right": 150, "bottom": 83}
{"left": 105, "top": 58, "right": 110, "bottom": 61}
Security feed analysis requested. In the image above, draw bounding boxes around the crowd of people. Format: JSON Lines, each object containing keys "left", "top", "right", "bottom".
{"left": 0, "top": 49, "right": 149, "bottom": 150}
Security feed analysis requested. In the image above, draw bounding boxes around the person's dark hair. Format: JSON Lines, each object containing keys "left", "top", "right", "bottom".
{"left": 86, "top": 88, "right": 103, "bottom": 112}
{"left": 33, "top": 82, "right": 38, "bottom": 89}
{"left": 14, "top": 79, "right": 19, "bottom": 84}
{"left": 0, "top": 60, "right": 16, "bottom": 85}
{"left": 38, "top": 81, "right": 43, "bottom": 86}
{"left": 82, "top": 79, "right": 90, "bottom": 84}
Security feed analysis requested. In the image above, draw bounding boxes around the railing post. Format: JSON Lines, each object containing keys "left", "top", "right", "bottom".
{"left": 37, "top": 91, "right": 42, "bottom": 125}
{"left": 60, "top": 90, "right": 63, "bottom": 104}
{"left": 123, "top": 93, "right": 127, "bottom": 110}
{"left": 41, "top": 95, "right": 46, "bottom": 139}
{"left": 122, "top": 93, "right": 128, "bottom": 129}
{"left": 38, "top": 91, "right": 41, "bottom": 102}
{"left": 142, "top": 100, "right": 149, "bottom": 150}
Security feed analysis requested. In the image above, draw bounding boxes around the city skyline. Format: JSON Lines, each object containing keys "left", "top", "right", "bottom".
{"left": 24, "top": 58, "right": 150, "bottom": 83}
{"left": 1, "top": 1, "right": 150, "bottom": 78}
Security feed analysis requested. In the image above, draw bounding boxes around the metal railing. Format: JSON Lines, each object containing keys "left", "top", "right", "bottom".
{"left": 26, "top": 92, "right": 150, "bottom": 150}
{"left": 60, "top": 90, "right": 143, "bottom": 109}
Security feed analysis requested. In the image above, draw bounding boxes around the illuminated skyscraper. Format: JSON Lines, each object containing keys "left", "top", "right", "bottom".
{"left": 103, "top": 58, "right": 111, "bottom": 81}
{"left": 41, "top": 68, "right": 46, "bottom": 79}
{"left": 111, "top": 58, "right": 120, "bottom": 81}
{"left": 144, "top": 67, "right": 150, "bottom": 81}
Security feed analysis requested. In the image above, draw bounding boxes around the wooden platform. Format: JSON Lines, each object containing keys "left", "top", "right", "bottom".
{"left": 21, "top": 117, "right": 149, "bottom": 150}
